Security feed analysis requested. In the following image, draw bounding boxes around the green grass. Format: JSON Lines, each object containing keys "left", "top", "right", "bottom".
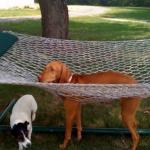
{"left": 0, "top": 7, "right": 150, "bottom": 40}
{"left": 0, "top": 17, "right": 149, "bottom": 41}
{"left": 102, "top": 7, "right": 150, "bottom": 21}
{"left": 70, "top": 17, "right": 150, "bottom": 40}
{"left": 0, "top": 85, "right": 150, "bottom": 149}
{"left": 0, "top": 21, "right": 42, "bottom": 36}
{"left": 0, "top": 6, "right": 150, "bottom": 150}
{"left": 70, "top": 7, "right": 150, "bottom": 40}
{"left": 1, "top": 133, "right": 150, "bottom": 150}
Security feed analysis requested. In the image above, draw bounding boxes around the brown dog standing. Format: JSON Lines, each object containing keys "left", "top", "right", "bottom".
{"left": 38, "top": 60, "right": 140, "bottom": 150}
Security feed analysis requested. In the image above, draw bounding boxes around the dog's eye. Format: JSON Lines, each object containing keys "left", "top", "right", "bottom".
{"left": 49, "top": 68, "right": 54, "bottom": 72}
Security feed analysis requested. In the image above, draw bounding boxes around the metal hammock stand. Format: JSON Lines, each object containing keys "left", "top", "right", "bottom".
{"left": 1, "top": 100, "right": 150, "bottom": 135}
{"left": 0, "top": 31, "right": 150, "bottom": 134}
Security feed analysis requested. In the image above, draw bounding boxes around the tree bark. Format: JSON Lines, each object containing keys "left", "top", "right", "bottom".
{"left": 39, "top": 0, "right": 68, "bottom": 39}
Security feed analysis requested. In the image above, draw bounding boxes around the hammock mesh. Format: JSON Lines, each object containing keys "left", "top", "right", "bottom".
{"left": 0, "top": 31, "right": 150, "bottom": 103}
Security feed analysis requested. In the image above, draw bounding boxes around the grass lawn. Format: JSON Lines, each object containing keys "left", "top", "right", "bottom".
{"left": 0, "top": 7, "right": 149, "bottom": 40}
{"left": 0, "top": 85, "right": 150, "bottom": 149}
{"left": 102, "top": 7, "right": 150, "bottom": 22}
{"left": 0, "top": 6, "right": 150, "bottom": 150}
{"left": 0, "top": 8, "right": 40, "bottom": 17}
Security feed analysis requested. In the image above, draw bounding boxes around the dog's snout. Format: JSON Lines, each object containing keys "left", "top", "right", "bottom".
{"left": 26, "top": 142, "right": 31, "bottom": 148}
{"left": 23, "top": 140, "right": 31, "bottom": 148}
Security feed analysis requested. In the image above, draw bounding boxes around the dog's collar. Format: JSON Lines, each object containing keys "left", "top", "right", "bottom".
{"left": 68, "top": 74, "right": 73, "bottom": 83}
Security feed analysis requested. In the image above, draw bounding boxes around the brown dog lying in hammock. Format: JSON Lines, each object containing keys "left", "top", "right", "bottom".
{"left": 38, "top": 60, "right": 140, "bottom": 150}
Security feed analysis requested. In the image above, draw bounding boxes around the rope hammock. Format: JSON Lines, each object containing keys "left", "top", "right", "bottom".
{"left": 0, "top": 31, "right": 150, "bottom": 103}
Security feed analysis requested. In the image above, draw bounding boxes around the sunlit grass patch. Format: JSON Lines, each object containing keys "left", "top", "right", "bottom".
{"left": 102, "top": 7, "right": 150, "bottom": 22}
{"left": 0, "top": 8, "right": 40, "bottom": 17}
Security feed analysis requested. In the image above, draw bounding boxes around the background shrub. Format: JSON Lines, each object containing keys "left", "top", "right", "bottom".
{"left": 67, "top": 0, "right": 150, "bottom": 7}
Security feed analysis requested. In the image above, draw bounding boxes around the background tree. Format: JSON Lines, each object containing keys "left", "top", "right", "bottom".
{"left": 68, "top": 0, "right": 150, "bottom": 6}
{"left": 39, "top": 0, "right": 68, "bottom": 39}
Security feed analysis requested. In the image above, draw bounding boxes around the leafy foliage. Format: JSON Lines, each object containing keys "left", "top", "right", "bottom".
{"left": 68, "top": 0, "right": 150, "bottom": 6}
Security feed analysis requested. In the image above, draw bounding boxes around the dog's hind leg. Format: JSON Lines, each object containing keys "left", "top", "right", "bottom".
{"left": 121, "top": 98, "right": 140, "bottom": 150}
{"left": 75, "top": 103, "right": 82, "bottom": 141}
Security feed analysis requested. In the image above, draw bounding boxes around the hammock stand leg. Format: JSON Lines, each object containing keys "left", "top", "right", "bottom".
{"left": 0, "top": 125, "right": 150, "bottom": 135}
{"left": 0, "top": 100, "right": 150, "bottom": 135}
{"left": 0, "top": 99, "right": 16, "bottom": 123}
{"left": 33, "top": 126, "right": 150, "bottom": 135}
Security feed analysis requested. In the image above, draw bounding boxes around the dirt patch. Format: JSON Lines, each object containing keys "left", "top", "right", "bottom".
{"left": 68, "top": 5, "right": 109, "bottom": 17}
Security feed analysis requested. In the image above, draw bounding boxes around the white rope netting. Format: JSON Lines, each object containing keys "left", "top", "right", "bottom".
{"left": 0, "top": 31, "right": 150, "bottom": 103}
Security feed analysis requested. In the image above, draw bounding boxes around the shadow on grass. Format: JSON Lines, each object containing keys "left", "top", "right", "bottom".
{"left": 0, "top": 20, "right": 42, "bottom": 36}
{"left": 69, "top": 19, "right": 150, "bottom": 41}
{"left": 0, "top": 18, "right": 149, "bottom": 41}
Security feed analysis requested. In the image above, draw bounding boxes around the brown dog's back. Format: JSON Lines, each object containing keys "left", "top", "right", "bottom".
{"left": 71, "top": 71, "right": 137, "bottom": 84}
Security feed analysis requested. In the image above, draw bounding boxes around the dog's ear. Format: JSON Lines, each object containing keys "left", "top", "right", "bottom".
{"left": 24, "top": 121, "right": 29, "bottom": 126}
{"left": 59, "top": 63, "right": 72, "bottom": 83}
{"left": 11, "top": 125, "right": 18, "bottom": 137}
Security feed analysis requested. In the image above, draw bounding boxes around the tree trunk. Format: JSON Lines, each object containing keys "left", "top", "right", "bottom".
{"left": 39, "top": 0, "right": 68, "bottom": 39}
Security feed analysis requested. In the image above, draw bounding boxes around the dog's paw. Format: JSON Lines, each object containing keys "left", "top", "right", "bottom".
{"left": 77, "top": 135, "right": 82, "bottom": 142}
{"left": 59, "top": 144, "right": 66, "bottom": 149}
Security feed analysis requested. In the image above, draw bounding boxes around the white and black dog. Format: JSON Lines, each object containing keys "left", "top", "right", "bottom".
{"left": 10, "top": 94, "right": 38, "bottom": 150}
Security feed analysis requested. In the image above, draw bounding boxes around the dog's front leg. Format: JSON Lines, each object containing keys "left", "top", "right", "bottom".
{"left": 18, "top": 143, "right": 23, "bottom": 150}
{"left": 59, "top": 99, "right": 78, "bottom": 149}
{"left": 59, "top": 116, "right": 74, "bottom": 149}
{"left": 28, "top": 126, "right": 32, "bottom": 140}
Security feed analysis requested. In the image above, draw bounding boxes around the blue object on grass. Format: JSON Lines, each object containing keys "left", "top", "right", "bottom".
{"left": 0, "top": 32, "right": 18, "bottom": 57}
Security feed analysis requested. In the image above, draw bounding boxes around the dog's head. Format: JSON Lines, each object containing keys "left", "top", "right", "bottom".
{"left": 38, "top": 60, "right": 72, "bottom": 83}
{"left": 11, "top": 121, "right": 31, "bottom": 149}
